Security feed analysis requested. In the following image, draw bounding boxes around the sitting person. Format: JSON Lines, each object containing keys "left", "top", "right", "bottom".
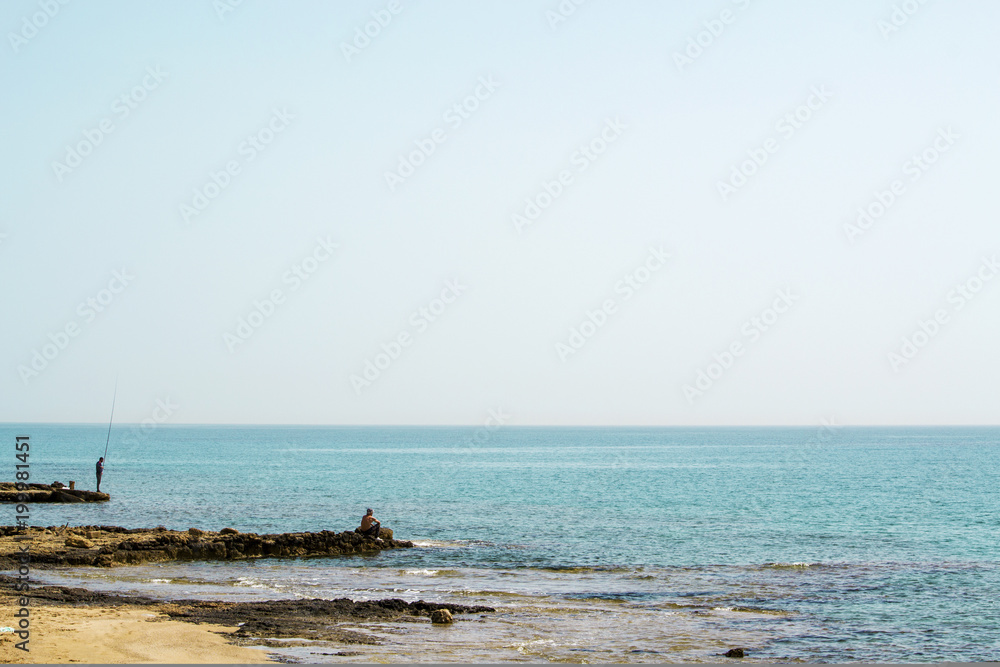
{"left": 359, "top": 508, "right": 381, "bottom": 540}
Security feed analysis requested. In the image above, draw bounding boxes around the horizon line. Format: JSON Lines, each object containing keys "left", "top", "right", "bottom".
{"left": 2, "top": 422, "right": 998, "bottom": 428}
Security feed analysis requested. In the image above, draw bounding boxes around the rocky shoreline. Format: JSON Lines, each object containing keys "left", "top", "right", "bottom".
{"left": 0, "top": 574, "right": 495, "bottom": 651}
{"left": 0, "top": 524, "right": 412, "bottom": 569}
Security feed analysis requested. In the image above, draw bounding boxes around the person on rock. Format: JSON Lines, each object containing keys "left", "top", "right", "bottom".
{"left": 359, "top": 508, "right": 382, "bottom": 541}
{"left": 96, "top": 457, "right": 105, "bottom": 492}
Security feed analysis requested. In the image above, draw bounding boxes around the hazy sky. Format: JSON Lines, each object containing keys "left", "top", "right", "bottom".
{"left": 3, "top": 0, "right": 999, "bottom": 425}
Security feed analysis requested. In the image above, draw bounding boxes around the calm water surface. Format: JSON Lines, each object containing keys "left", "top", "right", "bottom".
{"left": 4, "top": 425, "right": 998, "bottom": 662}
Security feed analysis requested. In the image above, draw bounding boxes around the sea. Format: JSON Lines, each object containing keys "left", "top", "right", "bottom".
{"left": 3, "top": 424, "right": 998, "bottom": 663}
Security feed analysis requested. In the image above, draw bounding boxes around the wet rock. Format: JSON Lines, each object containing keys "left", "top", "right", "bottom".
{"left": 220, "top": 527, "right": 239, "bottom": 535}
{"left": 0, "top": 576, "right": 496, "bottom": 647}
{"left": 430, "top": 609, "right": 454, "bottom": 624}
{"left": 0, "top": 483, "right": 108, "bottom": 503}
{"left": 188, "top": 527, "right": 205, "bottom": 536}
{"left": 2, "top": 525, "right": 415, "bottom": 568}
{"left": 724, "top": 648, "right": 746, "bottom": 658}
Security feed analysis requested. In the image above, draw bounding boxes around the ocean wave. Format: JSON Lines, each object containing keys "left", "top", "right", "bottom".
{"left": 760, "top": 561, "right": 820, "bottom": 569}
{"left": 712, "top": 605, "right": 790, "bottom": 615}
{"left": 536, "top": 565, "right": 635, "bottom": 574}
{"left": 410, "top": 539, "right": 469, "bottom": 548}
{"left": 410, "top": 538, "right": 528, "bottom": 550}
{"left": 235, "top": 577, "right": 270, "bottom": 589}
{"left": 449, "top": 589, "right": 536, "bottom": 599}
{"left": 401, "top": 568, "right": 463, "bottom": 577}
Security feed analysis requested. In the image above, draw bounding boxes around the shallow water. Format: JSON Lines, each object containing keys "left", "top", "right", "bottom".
{"left": 5, "top": 425, "right": 999, "bottom": 662}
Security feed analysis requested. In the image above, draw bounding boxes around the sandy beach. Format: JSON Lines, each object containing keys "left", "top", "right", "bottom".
{"left": 1, "top": 603, "right": 275, "bottom": 664}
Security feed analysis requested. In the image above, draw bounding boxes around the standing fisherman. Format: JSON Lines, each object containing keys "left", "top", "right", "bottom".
{"left": 99, "top": 377, "right": 117, "bottom": 495}
{"left": 96, "top": 457, "right": 104, "bottom": 492}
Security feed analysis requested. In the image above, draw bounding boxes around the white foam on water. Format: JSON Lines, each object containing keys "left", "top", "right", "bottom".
{"left": 410, "top": 538, "right": 468, "bottom": 548}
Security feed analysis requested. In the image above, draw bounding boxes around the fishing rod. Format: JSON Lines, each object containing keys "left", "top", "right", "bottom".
{"left": 103, "top": 377, "right": 118, "bottom": 462}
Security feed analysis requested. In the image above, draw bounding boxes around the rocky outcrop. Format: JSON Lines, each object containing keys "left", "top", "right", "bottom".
{"left": 0, "top": 525, "right": 413, "bottom": 568}
{"left": 0, "top": 483, "right": 109, "bottom": 503}
{"left": 0, "top": 575, "right": 495, "bottom": 645}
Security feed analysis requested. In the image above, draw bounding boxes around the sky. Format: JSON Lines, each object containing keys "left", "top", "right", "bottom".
{"left": 2, "top": 0, "right": 999, "bottom": 426}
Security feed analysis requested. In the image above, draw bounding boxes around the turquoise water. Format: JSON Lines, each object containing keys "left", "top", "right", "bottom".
{"left": 3, "top": 424, "right": 999, "bottom": 662}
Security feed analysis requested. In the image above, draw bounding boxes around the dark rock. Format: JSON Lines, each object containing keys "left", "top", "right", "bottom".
{"left": 0, "top": 482, "right": 108, "bottom": 503}
{"left": 724, "top": 648, "right": 746, "bottom": 658}
{"left": 2, "top": 525, "right": 415, "bottom": 568}
{"left": 430, "top": 609, "right": 454, "bottom": 624}
{"left": 0, "top": 576, "right": 498, "bottom": 647}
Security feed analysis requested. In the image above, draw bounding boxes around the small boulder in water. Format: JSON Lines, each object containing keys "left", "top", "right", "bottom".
{"left": 724, "top": 648, "right": 746, "bottom": 658}
{"left": 430, "top": 609, "right": 453, "bottom": 624}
